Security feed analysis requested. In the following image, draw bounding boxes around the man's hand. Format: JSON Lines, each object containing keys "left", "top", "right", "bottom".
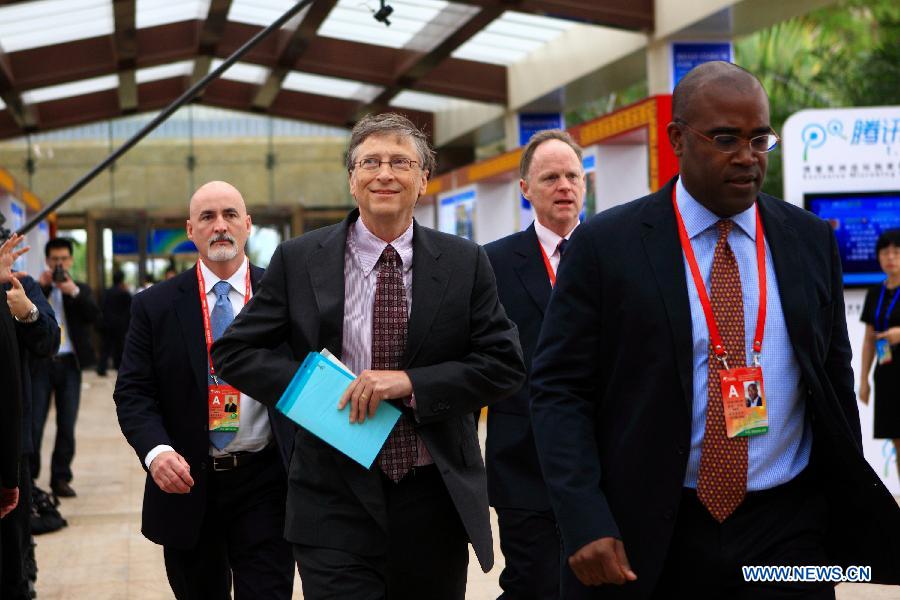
{"left": 568, "top": 537, "right": 638, "bottom": 586}
{"left": 57, "top": 274, "right": 79, "bottom": 297}
{"left": 875, "top": 327, "right": 900, "bottom": 346}
{"left": 0, "top": 234, "right": 29, "bottom": 284}
{"left": 38, "top": 269, "right": 53, "bottom": 288}
{"left": 338, "top": 370, "right": 413, "bottom": 424}
{"left": 0, "top": 487, "right": 19, "bottom": 518}
{"left": 7, "top": 276, "right": 34, "bottom": 320}
{"left": 149, "top": 451, "right": 194, "bottom": 494}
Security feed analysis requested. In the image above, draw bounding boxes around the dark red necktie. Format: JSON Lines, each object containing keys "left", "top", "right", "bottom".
{"left": 373, "top": 245, "right": 418, "bottom": 482}
{"left": 696, "top": 219, "right": 748, "bottom": 522}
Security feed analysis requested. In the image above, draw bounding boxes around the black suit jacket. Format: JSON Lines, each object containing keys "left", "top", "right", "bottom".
{"left": 113, "top": 264, "right": 296, "bottom": 549}
{"left": 484, "top": 224, "right": 554, "bottom": 511}
{"left": 211, "top": 210, "right": 525, "bottom": 572}
{"left": 5, "top": 276, "right": 60, "bottom": 455}
{"left": 530, "top": 177, "right": 900, "bottom": 597}
{"left": 0, "top": 290, "right": 22, "bottom": 489}
{"left": 41, "top": 281, "right": 100, "bottom": 369}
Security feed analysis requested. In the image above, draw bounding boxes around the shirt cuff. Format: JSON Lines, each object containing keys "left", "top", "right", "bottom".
{"left": 145, "top": 445, "right": 175, "bottom": 470}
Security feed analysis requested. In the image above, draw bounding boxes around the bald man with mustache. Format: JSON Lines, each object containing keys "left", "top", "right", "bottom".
{"left": 114, "top": 181, "right": 297, "bottom": 600}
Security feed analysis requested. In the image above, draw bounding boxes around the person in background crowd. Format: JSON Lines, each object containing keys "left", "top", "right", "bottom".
{"left": 96, "top": 269, "right": 132, "bottom": 377}
{"left": 859, "top": 228, "right": 900, "bottom": 479}
{"left": 32, "top": 238, "right": 100, "bottom": 499}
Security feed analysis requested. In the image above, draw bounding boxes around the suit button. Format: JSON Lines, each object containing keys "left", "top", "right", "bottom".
{"left": 664, "top": 509, "right": 674, "bottom": 520}
{"left": 677, "top": 445, "right": 686, "bottom": 455}
{"left": 200, "top": 462, "right": 207, "bottom": 471}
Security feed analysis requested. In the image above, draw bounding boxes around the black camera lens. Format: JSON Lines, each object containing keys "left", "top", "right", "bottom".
{"left": 52, "top": 264, "right": 67, "bottom": 283}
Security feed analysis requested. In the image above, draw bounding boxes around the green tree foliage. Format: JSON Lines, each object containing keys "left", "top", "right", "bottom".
{"left": 734, "top": 0, "right": 900, "bottom": 196}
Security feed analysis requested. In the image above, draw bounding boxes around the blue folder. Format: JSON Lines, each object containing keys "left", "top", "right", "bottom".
{"left": 276, "top": 352, "right": 401, "bottom": 468}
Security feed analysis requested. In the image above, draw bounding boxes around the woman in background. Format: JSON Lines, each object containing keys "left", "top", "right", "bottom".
{"left": 860, "top": 228, "right": 900, "bottom": 479}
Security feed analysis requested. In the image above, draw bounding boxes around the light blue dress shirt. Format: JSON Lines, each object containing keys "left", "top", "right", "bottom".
{"left": 676, "top": 179, "right": 811, "bottom": 491}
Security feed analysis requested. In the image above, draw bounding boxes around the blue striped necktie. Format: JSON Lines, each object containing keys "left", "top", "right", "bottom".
{"left": 209, "top": 280, "right": 236, "bottom": 450}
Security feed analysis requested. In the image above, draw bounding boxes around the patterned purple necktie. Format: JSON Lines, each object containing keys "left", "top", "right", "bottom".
{"left": 373, "top": 245, "right": 418, "bottom": 482}
{"left": 697, "top": 219, "right": 748, "bottom": 522}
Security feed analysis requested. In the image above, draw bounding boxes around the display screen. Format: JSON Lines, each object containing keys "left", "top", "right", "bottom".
{"left": 804, "top": 191, "right": 900, "bottom": 287}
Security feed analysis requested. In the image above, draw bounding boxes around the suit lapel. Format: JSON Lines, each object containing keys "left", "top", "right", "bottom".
{"left": 514, "top": 225, "right": 551, "bottom": 314}
{"left": 404, "top": 222, "right": 450, "bottom": 367}
{"left": 640, "top": 180, "right": 695, "bottom": 411}
{"left": 757, "top": 197, "right": 814, "bottom": 370}
{"left": 308, "top": 214, "right": 351, "bottom": 358}
{"left": 173, "top": 268, "right": 209, "bottom": 395}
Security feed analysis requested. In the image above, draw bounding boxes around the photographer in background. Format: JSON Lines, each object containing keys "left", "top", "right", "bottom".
{"left": 32, "top": 238, "right": 100, "bottom": 498}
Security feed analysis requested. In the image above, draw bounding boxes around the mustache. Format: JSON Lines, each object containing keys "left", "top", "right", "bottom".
{"left": 208, "top": 233, "right": 236, "bottom": 247}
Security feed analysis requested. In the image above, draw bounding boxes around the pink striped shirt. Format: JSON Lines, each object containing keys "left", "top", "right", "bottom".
{"left": 342, "top": 216, "right": 432, "bottom": 466}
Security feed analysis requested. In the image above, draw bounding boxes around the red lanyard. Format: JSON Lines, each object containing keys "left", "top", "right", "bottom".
{"left": 671, "top": 188, "right": 767, "bottom": 368}
{"left": 539, "top": 242, "right": 557, "bottom": 287}
{"left": 196, "top": 260, "right": 251, "bottom": 379}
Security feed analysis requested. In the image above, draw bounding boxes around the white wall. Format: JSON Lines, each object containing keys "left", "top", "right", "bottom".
{"left": 414, "top": 200, "right": 436, "bottom": 230}
{"left": 594, "top": 144, "right": 651, "bottom": 212}
{"left": 475, "top": 181, "right": 518, "bottom": 245}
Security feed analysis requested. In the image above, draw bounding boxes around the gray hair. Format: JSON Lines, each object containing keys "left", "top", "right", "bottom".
{"left": 519, "top": 129, "right": 583, "bottom": 179}
{"left": 347, "top": 113, "right": 436, "bottom": 178}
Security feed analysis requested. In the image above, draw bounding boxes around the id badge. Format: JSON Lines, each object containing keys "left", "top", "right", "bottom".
{"left": 209, "top": 384, "right": 241, "bottom": 432}
{"left": 718, "top": 366, "right": 768, "bottom": 438}
{"left": 876, "top": 339, "right": 893, "bottom": 366}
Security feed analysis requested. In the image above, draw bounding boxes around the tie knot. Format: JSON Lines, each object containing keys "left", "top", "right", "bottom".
{"left": 213, "top": 281, "right": 231, "bottom": 298}
{"left": 379, "top": 245, "right": 400, "bottom": 268}
{"left": 716, "top": 219, "right": 734, "bottom": 239}
{"left": 557, "top": 238, "right": 569, "bottom": 256}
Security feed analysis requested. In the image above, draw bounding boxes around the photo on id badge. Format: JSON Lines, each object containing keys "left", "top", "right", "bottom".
{"left": 744, "top": 381, "right": 764, "bottom": 408}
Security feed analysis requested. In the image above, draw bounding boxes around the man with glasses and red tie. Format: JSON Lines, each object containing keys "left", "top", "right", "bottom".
{"left": 483, "top": 129, "right": 585, "bottom": 600}
{"left": 530, "top": 61, "right": 900, "bottom": 598}
{"left": 212, "top": 113, "right": 524, "bottom": 599}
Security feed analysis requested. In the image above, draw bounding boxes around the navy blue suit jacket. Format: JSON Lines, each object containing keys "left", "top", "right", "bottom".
{"left": 484, "top": 224, "right": 554, "bottom": 511}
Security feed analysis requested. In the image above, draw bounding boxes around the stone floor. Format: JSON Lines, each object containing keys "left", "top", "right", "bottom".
{"left": 28, "top": 372, "right": 899, "bottom": 599}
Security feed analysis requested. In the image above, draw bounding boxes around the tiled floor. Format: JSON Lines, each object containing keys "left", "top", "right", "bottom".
{"left": 28, "top": 372, "right": 899, "bottom": 599}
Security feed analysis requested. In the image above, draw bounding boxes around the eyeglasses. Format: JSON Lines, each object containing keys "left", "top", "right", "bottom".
{"left": 676, "top": 120, "right": 779, "bottom": 154}
{"left": 354, "top": 157, "right": 420, "bottom": 172}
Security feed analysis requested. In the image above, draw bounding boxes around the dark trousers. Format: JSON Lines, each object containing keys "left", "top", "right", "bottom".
{"left": 96, "top": 331, "right": 125, "bottom": 374}
{"left": 652, "top": 471, "right": 834, "bottom": 600}
{"left": 295, "top": 465, "right": 469, "bottom": 600}
{"left": 162, "top": 449, "right": 294, "bottom": 600}
{"left": 0, "top": 456, "right": 33, "bottom": 600}
{"left": 496, "top": 507, "right": 560, "bottom": 600}
{"left": 31, "top": 355, "right": 81, "bottom": 483}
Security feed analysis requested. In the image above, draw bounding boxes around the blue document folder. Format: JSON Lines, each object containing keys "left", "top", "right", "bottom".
{"left": 276, "top": 351, "right": 401, "bottom": 468}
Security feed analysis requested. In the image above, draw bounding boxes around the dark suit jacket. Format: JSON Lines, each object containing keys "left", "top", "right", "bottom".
{"left": 113, "top": 264, "right": 296, "bottom": 549}
{"left": 530, "top": 177, "right": 900, "bottom": 597}
{"left": 0, "top": 290, "right": 22, "bottom": 489}
{"left": 211, "top": 210, "right": 525, "bottom": 572}
{"left": 484, "top": 224, "right": 554, "bottom": 511}
{"left": 41, "top": 281, "right": 100, "bottom": 369}
{"left": 5, "top": 276, "right": 60, "bottom": 455}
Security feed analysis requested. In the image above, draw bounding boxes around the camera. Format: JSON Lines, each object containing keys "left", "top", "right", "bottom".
{"left": 52, "top": 264, "right": 68, "bottom": 283}
{"left": 373, "top": 0, "right": 393, "bottom": 26}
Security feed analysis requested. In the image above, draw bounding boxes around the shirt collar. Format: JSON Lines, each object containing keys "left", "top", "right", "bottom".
{"left": 533, "top": 217, "right": 579, "bottom": 258}
{"left": 198, "top": 257, "right": 248, "bottom": 296}
{"left": 350, "top": 217, "right": 414, "bottom": 276}
{"left": 675, "top": 178, "right": 756, "bottom": 241}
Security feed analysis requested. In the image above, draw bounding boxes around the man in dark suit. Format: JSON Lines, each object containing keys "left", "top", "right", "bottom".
{"left": 484, "top": 129, "right": 585, "bottom": 599}
{"left": 114, "top": 181, "right": 296, "bottom": 600}
{"left": 96, "top": 269, "right": 132, "bottom": 376}
{"left": 212, "top": 113, "right": 525, "bottom": 599}
{"left": 32, "top": 237, "right": 100, "bottom": 498}
{"left": 530, "top": 61, "right": 900, "bottom": 599}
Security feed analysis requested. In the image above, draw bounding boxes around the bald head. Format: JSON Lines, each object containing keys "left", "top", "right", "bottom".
{"left": 186, "top": 180, "right": 252, "bottom": 273}
{"left": 672, "top": 61, "right": 766, "bottom": 123}
{"left": 189, "top": 180, "right": 247, "bottom": 218}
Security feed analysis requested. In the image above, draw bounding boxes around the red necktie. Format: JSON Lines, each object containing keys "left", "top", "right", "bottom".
{"left": 373, "top": 245, "right": 418, "bottom": 482}
{"left": 696, "top": 219, "right": 748, "bottom": 522}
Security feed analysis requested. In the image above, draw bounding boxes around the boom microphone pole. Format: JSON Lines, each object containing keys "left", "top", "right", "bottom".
{"left": 15, "top": 0, "right": 316, "bottom": 237}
